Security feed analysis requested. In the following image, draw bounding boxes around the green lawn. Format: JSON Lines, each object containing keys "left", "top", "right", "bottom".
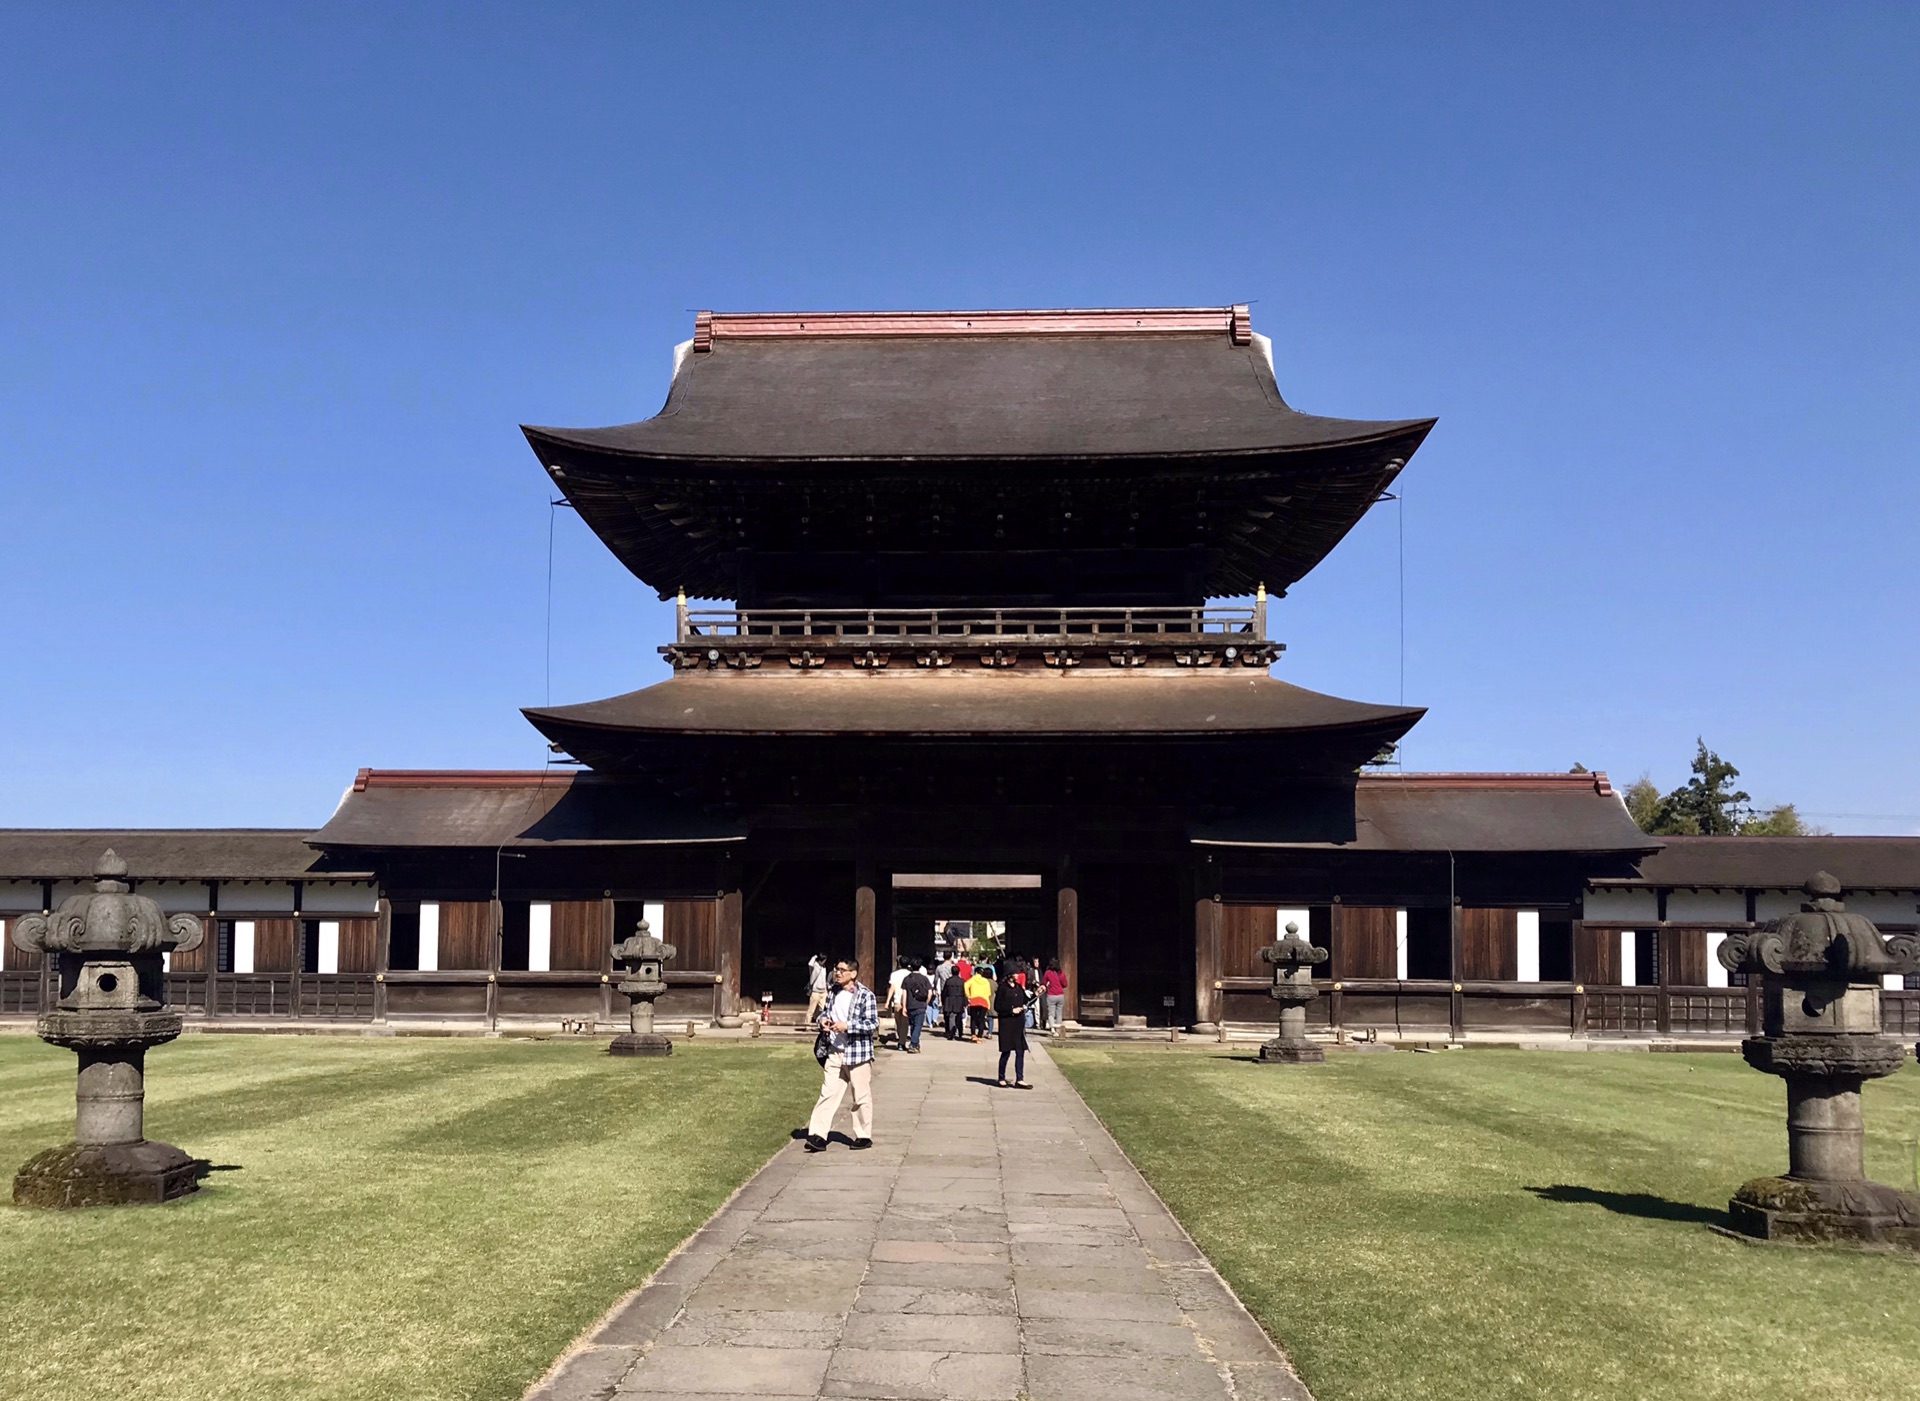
{"left": 1054, "top": 1045, "right": 1920, "bottom": 1401}
{"left": 0, "top": 1033, "right": 816, "bottom": 1401}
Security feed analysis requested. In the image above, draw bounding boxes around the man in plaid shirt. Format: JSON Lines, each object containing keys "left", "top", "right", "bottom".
{"left": 805, "top": 958, "right": 879, "bottom": 1151}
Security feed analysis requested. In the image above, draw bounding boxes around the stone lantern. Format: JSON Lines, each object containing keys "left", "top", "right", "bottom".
{"left": 1258, "top": 921, "right": 1329, "bottom": 1064}
{"left": 1716, "top": 872, "right": 1920, "bottom": 1249}
{"left": 11, "top": 850, "right": 207, "bottom": 1207}
{"left": 609, "top": 918, "right": 676, "bottom": 1057}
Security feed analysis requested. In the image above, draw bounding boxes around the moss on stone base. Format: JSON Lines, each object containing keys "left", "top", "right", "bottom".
{"left": 1728, "top": 1174, "right": 1920, "bottom": 1251}
{"left": 13, "top": 1141, "right": 204, "bottom": 1209}
{"left": 608, "top": 1033, "right": 673, "bottom": 1057}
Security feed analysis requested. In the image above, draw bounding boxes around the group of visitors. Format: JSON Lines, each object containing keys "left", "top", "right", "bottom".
{"left": 799, "top": 948, "right": 1071, "bottom": 1152}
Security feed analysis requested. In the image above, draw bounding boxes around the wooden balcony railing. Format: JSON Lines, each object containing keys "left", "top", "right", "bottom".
{"left": 666, "top": 598, "right": 1281, "bottom": 671}
{"left": 679, "top": 602, "right": 1267, "bottom": 643}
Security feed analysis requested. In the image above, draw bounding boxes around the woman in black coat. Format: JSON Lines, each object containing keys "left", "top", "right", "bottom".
{"left": 994, "top": 972, "right": 1032, "bottom": 1087}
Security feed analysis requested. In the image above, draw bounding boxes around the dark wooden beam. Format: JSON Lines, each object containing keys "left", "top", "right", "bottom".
{"left": 1448, "top": 896, "right": 1464, "bottom": 1040}
{"left": 1194, "top": 855, "right": 1223, "bottom": 1030}
{"left": 715, "top": 887, "right": 743, "bottom": 1025}
{"left": 600, "top": 896, "right": 615, "bottom": 1024}
{"left": 855, "top": 857, "right": 877, "bottom": 988}
{"left": 486, "top": 895, "right": 502, "bottom": 1031}
{"left": 1057, "top": 855, "right": 1079, "bottom": 1023}
{"left": 1328, "top": 899, "right": 1345, "bottom": 1033}
{"left": 373, "top": 896, "right": 390, "bottom": 1024}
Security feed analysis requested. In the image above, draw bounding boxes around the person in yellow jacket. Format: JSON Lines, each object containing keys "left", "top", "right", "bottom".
{"left": 964, "top": 969, "right": 992, "bottom": 1042}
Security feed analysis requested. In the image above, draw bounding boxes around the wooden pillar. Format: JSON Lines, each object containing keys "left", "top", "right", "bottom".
{"left": 716, "top": 885, "right": 743, "bottom": 1026}
{"left": 1448, "top": 896, "right": 1465, "bottom": 1040}
{"left": 288, "top": 885, "right": 303, "bottom": 1020}
{"left": 600, "top": 896, "right": 615, "bottom": 1025}
{"left": 1193, "top": 857, "right": 1222, "bottom": 1031}
{"left": 1056, "top": 856, "right": 1079, "bottom": 1023}
{"left": 41, "top": 883, "right": 58, "bottom": 1016}
{"left": 485, "top": 895, "right": 502, "bottom": 1031}
{"left": 1654, "top": 921, "right": 1672, "bottom": 1035}
{"left": 1328, "top": 901, "right": 1345, "bottom": 1034}
{"left": 1652, "top": 888, "right": 1670, "bottom": 1034}
{"left": 372, "top": 896, "right": 390, "bottom": 1024}
{"left": 854, "top": 857, "right": 878, "bottom": 987}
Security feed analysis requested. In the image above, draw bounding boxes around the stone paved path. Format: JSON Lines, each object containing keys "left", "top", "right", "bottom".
{"left": 528, "top": 1033, "right": 1311, "bottom": 1401}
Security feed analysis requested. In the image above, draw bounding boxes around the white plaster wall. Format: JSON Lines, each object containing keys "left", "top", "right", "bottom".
{"left": 1835, "top": 893, "right": 1920, "bottom": 925}
{"left": 218, "top": 881, "right": 295, "bottom": 914}
{"left": 317, "top": 921, "right": 340, "bottom": 975}
{"left": 140, "top": 881, "right": 211, "bottom": 914}
{"left": 643, "top": 901, "right": 666, "bottom": 938}
{"left": 528, "top": 903, "right": 552, "bottom": 972}
{"left": 418, "top": 903, "right": 440, "bottom": 972}
{"left": 1585, "top": 889, "right": 1658, "bottom": 923}
{"left": 1755, "top": 889, "right": 1920, "bottom": 924}
{"left": 1516, "top": 910, "right": 1541, "bottom": 982}
{"left": 1706, "top": 933, "right": 1730, "bottom": 988}
{"left": 1619, "top": 930, "right": 1637, "bottom": 986}
{"left": 303, "top": 882, "right": 380, "bottom": 915}
{"left": 1275, "top": 907, "right": 1312, "bottom": 938}
{"left": 1395, "top": 909, "right": 1409, "bottom": 980}
{"left": 1666, "top": 890, "right": 1746, "bottom": 923}
{"left": 1886, "top": 974, "right": 1905, "bottom": 991}
{"left": 0, "top": 881, "right": 45, "bottom": 913}
{"left": 232, "top": 920, "right": 256, "bottom": 974}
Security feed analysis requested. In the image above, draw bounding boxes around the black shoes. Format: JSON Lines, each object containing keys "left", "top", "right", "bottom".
{"left": 806, "top": 1134, "right": 874, "bottom": 1152}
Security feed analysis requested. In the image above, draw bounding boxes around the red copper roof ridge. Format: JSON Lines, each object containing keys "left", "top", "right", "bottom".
{"left": 693, "top": 305, "right": 1254, "bottom": 347}
{"left": 1361, "top": 771, "right": 1616, "bottom": 797}
{"left": 352, "top": 768, "right": 576, "bottom": 791}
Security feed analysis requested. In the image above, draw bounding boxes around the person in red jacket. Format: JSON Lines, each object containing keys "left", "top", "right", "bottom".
{"left": 1040, "top": 958, "right": 1067, "bottom": 1030}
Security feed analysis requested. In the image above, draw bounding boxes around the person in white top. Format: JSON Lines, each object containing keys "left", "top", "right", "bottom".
{"left": 883, "top": 957, "right": 914, "bottom": 1048}
{"left": 805, "top": 954, "right": 830, "bottom": 1024}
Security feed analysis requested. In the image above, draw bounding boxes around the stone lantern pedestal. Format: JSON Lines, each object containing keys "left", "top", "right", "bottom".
{"left": 609, "top": 920, "right": 676, "bottom": 1058}
{"left": 1718, "top": 873, "right": 1920, "bottom": 1250}
{"left": 1258, "top": 921, "right": 1329, "bottom": 1064}
{"left": 11, "top": 851, "right": 207, "bottom": 1208}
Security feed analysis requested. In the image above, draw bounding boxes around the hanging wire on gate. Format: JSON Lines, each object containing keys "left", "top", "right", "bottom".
{"left": 545, "top": 498, "right": 558, "bottom": 708}
{"left": 1398, "top": 487, "right": 1406, "bottom": 711}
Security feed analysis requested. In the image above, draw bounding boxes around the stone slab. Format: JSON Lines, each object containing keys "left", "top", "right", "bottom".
{"left": 523, "top": 1036, "right": 1310, "bottom": 1400}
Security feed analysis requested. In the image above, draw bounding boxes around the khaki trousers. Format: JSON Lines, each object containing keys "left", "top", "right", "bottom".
{"left": 806, "top": 990, "right": 827, "bottom": 1023}
{"left": 806, "top": 1053, "right": 873, "bottom": 1142}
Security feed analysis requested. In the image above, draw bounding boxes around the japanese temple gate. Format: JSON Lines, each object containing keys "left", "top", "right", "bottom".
{"left": 4, "top": 308, "right": 1917, "bottom": 1038}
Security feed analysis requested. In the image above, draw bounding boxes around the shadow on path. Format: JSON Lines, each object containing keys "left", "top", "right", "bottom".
{"left": 1527, "top": 1184, "right": 1726, "bottom": 1227}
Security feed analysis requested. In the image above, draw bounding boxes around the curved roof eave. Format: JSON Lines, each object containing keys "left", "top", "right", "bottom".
{"left": 519, "top": 673, "right": 1426, "bottom": 744}
{"left": 520, "top": 417, "right": 1437, "bottom": 468}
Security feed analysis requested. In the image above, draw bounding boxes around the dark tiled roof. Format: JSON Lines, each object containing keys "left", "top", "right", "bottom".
{"left": 0, "top": 830, "right": 366, "bottom": 882}
{"left": 526, "top": 331, "right": 1430, "bottom": 462}
{"left": 526, "top": 670, "right": 1422, "bottom": 739}
{"left": 523, "top": 670, "right": 1422, "bottom": 777}
{"left": 1192, "top": 772, "right": 1656, "bottom": 854}
{"left": 521, "top": 307, "right": 1434, "bottom": 601}
{"left": 309, "top": 772, "right": 744, "bottom": 849}
{"left": 1603, "top": 835, "right": 1920, "bottom": 890}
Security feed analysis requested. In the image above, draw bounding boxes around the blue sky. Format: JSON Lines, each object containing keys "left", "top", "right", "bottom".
{"left": 1, "top": 4, "right": 1914, "bottom": 831}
